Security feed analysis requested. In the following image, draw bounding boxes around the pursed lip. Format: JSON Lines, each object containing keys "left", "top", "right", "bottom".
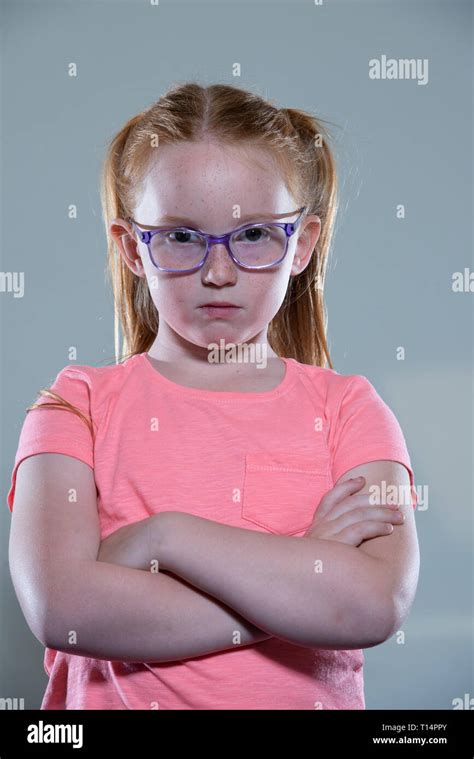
{"left": 199, "top": 302, "right": 240, "bottom": 308}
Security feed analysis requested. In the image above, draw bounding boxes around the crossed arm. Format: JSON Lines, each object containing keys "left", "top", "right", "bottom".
{"left": 144, "top": 510, "right": 394, "bottom": 650}
{"left": 39, "top": 460, "right": 418, "bottom": 663}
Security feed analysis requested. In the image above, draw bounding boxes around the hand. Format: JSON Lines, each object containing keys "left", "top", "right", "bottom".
{"left": 97, "top": 514, "right": 164, "bottom": 571}
{"left": 302, "top": 476, "right": 404, "bottom": 547}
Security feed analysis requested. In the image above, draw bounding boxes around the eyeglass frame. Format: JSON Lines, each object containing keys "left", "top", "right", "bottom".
{"left": 125, "top": 206, "right": 307, "bottom": 273}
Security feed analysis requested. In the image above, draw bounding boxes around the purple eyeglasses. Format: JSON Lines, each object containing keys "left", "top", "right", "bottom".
{"left": 126, "top": 206, "right": 307, "bottom": 273}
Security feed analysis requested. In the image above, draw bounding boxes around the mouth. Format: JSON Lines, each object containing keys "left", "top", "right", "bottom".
{"left": 199, "top": 302, "right": 242, "bottom": 317}
{"left": 200, "top": 302, "right": 239, "bottom": 308}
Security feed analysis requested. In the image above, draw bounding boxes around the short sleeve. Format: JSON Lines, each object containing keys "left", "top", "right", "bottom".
{"left": 7, "top": 366, "right": 95, "bottom": 512}
{"left": 329, "top": 374, "right": 418, "bottom": 510}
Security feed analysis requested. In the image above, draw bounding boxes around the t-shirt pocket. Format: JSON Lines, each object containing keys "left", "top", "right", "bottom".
{"left": 242, "top": 452, "right": 331, "bottom": 536}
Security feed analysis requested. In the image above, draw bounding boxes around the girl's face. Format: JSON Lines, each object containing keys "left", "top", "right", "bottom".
{"left": 111, "top": 139, "right": 321, "bottom": 360}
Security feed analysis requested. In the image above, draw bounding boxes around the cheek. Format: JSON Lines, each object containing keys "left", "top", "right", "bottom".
{"left": 248, "top": 271, "right": 290, "bottom": 315}
{"left": 141, "top": 256, "right": 184, "bottom": 310}
{"left": 148, "top": 281, "right": 186, "bottom": 317}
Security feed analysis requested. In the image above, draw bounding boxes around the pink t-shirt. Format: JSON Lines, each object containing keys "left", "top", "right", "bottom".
{"left": 7, "top": 353, "right": 417, "bottom": 710}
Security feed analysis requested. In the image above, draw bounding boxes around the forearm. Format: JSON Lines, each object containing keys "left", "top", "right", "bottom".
{"left": 159, "top": 513, "right": 393, "bottom": 650}
{"left": 42, "top": 559, "right": 271, "bottom": 663}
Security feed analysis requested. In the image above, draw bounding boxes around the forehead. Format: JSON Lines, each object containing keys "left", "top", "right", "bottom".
{"left": 134, "top": 140, "right": 294, "bottom": 226}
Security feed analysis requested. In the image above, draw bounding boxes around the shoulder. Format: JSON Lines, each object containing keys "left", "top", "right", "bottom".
{"left": 290, "top": 361, "right": 416, "bottom": 504}
{"left": 289, "top": 359, "right": 399, "bottom": 435}
{"left": 40, "top": 354, "right": 143, "bottom": 417}
{"left": 288, "top": 358, "right": 376, "bottom": 408}
{"left": 51, "top": 355, "right": 136, "bottom": 383}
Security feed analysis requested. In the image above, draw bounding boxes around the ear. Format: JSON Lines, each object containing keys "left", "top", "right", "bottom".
{"left": 290, "top": 214, "right": 321, "bottom": 276}
{"left": 109, "top": 218, "right": 146, "bottom": 278}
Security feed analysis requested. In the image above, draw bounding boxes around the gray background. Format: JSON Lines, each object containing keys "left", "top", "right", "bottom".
{"left": 1, "top": 0, "right": 472, "bottom": 710}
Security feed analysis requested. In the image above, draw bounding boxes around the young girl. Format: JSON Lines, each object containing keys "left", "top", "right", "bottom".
{"left": 7, "top": 82, "right": 419, "bottom": 710}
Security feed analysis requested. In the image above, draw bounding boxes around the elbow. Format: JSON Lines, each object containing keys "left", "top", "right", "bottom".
{"left": 26, "top": 597, "right": 67, "bottom": 650}
{"left": 369, "top": 591, "right": 415, "bottom": 645}
{"left": 314, "top": 591, "right": 400, "bottom": 650}
{"left": 15, "top": 598, "right": 63, "bottom": 651}
{"left": 32, "top": 618, "right": 55, "bottom": 650}
{"left": 348, "top": 592, "right": 403, "bottom": 649}
{"left": 15, "top": 579, "right": 80, "bottom": 652}
{"left": 40, "top": 609, "right": 67, "bottom": 651}
{"left": 372, "top": 600, "right": 400, "bottom": 646}
{"left": 9, "top": 568, "right": 57, "bottom": 649}
{"left": 40, "top": 562, "right": 101, "bottom": 653}
{"left": 40, "top": 584, "right": 87, "bottom": 651}
{"left": 356, "top": 561, "right": 419, "bottom": 647}
{"left": 9, "top": 552, "right": 93, "bottom": 652}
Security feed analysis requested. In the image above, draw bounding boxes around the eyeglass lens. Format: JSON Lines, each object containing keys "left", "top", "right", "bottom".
{"left": 149, "top": 224, "right": 288, "bottom": 270}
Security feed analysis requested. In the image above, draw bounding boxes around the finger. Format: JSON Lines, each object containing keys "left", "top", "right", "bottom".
{"left": 322, "top": 503, "right": 405, "bottom": 525}
{"left": 313, "top": 490, "right": 401, "bottom": 524}
{"left": 343, "top": 492, "right": 402, "bottom": 510}
{"left": 328, "top": 506, "right": 405, "bottom": 532}
{"left": 332, "top": 520, "right": 395, "bottom": 547}
{"left": 316, "top": 476, "right": 366, "bottom": 518}
{"left": 337, "top": 492, "right": 401, "bottom": 510}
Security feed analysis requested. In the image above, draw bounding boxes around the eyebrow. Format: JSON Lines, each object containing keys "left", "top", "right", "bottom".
{"left": 150, "top": 211, "right": 288, "bottom": 227}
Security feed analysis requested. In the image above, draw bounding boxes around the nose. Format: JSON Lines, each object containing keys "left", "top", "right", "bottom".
{"left": 201, "top": 242, "right": 238, "bottom": 285}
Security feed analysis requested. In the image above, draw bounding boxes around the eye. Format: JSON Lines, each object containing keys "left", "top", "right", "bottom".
{"left": 167, "top": 229, "right": 202, "bottom": 244}
{"left": 234, "top": 226, "right": 272, "bottom": 244}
